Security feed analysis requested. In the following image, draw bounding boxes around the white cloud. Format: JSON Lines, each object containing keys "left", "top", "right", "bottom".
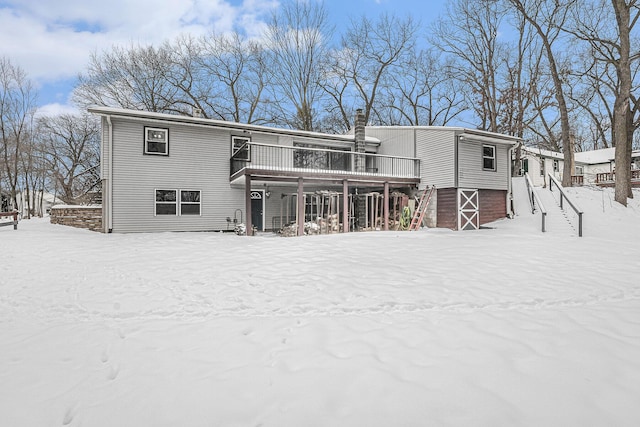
{"left": 36, "top": 102, "right": 81, "bottom": 118}
{"left": 0, "top": 0, "right": 278, "bottom": 99}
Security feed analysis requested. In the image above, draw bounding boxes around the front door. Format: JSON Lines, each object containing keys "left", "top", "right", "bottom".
{"left": 250, "top": 190, "right": 264, "bottom": 231}
{"left": 458, "top": 188, "right": 479, "bottom": 230}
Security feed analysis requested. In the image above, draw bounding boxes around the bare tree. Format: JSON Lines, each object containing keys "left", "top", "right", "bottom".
{"left": 377, "top": 49, "right": 467, "bottom": 126}
{"left": 263, "top": 0, "right": 333, "bottom": 130}
{"left": 37, "top": 113, "right": 100, "bottom": 204}
{"left": 611, "top": 0, "right": 639, "bottom": 203}
{"left": 0, "top": 57, "right": 37, "bottom": 210}
{"left": 432, "top": 0, "right": 507, "bottom": 132}
{"left": 323, "top": 13, "right": 418, "bottom": 130}
{"left": 567, "top": 0, "right": 639, "bottom": 204}
{"left": 186, "top": 32, "right": 271, "bottom": 124}
{"left": 73, "top": 44, "right": 182, "bottom": 113}
{"left": 507, "top": 0, "right": 577, "bottom": 187}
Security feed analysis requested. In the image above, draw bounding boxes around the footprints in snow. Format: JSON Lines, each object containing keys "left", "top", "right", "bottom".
{"left": 62, "top": 405, "right": 76, "bottom": 425}
{"left": 101, "top": 328, "right": 125, "bottom": 382}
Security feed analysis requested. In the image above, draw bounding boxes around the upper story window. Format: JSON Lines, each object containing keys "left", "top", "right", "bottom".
{"left": 482, "top": 145, "right": 496, "bottom": 171}
{"left": 145, "top": 127, "right": 169, "bottom": 155}
{"left": 293, "top": 142, "right": 350, "bottom": 171}
{"left": 231, "top": 136, "right": 251, "bottom": 161}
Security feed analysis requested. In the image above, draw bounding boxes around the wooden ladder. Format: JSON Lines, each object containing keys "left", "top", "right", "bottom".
{"left": 409, "top": 186, "right": 435, "bottom": 231}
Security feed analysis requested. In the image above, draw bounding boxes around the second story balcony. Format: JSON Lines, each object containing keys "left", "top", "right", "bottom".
{"left": 230, "top": 142, "right": 421, "bottom": 184}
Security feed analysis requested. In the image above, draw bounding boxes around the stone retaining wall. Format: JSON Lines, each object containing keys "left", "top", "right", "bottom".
{"left": 50, "top": 205, "right": 103, "bottom": 232}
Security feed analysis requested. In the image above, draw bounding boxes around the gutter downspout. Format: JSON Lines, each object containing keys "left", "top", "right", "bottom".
{"left": 454, "top": 133, "right": 460, "bottom": 230}
{"left": 106, "top": 115, "right": 113, "bottom": 233}
{"left": 507, "top": 143, "right": 516, "bottom": 218}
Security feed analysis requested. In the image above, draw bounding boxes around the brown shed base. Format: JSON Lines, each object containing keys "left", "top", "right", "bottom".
{"left": 436, "top": 188, "right": 508, "bottom": 230}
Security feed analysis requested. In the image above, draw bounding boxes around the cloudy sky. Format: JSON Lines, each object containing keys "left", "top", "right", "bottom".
{"left": 0, "top": 0, "right": 444, "bottom": 116}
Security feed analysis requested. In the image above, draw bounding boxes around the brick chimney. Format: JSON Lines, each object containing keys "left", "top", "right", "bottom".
{"left": 354, "top": 109, "right": 367, "bottom": 229}
{"left": 354, "top": 108, "right": 366, "bottom": 173}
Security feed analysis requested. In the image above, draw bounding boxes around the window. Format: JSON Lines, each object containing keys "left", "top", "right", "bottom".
{"left": 155, "top": 189, "right": 177, "bottom": 215}
{"left": 575, "top": 166, "right": 584, "bottom": 176}
{"left": 366, "top": 154, "right": 378, "bottom": 173}
{"left": 231, "top": 136, "right": 251, "bottom": 161}
{"left": 180, "top": 190, "right": 201, "bottom": 215}
{"left": 540, "top": 160, "right": 545, "bottom": 176}
{"left": 145, "top": 127, "right": 169, "bottom": 155}
{"left": 154, "top": 189, "right": 201, "bottom": 216}
{"left": 482, "top": 145, "right": 496, "bottom": 171}
{"left": 293, "top": 143, "right": 350, "bottom": 171}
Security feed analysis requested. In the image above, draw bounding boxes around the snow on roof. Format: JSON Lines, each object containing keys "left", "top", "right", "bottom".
{"left": 574, "top": 147, "right": 616, "bottom": 164}
{"left": 521, "top": 146, "right": 564, "bottom": 160}
{"left": 523, "top": 146, "right": 639, "bottom": 165}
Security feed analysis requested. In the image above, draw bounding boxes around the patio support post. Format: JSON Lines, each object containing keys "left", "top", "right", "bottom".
{"left": 245, "top": 174, "right": 252, "bottom": 236}
{"left": 383, "top": 182, "right": 389, "bottom": 231}
{"left": 343, "top": 180, "right": 349, "bottom": 233}
{"left": 297, "top": 178, "right": 304, "bottom": 236}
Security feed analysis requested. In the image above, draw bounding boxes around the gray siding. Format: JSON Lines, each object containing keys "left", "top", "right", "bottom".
{"left": 458, "top": 140, "right": 510, "bottom": 190}
{"left": 365, "top": 127, "right": 415, "bottom": 157}
{"left": 111, "top": 119, "right": 245, "bottom": 233}
{"left": 416, "top": 129, "right": 456, "bottom": 189}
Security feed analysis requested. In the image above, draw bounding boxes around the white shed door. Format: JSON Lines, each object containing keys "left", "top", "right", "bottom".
{"left": 458, "top": 189, "right": 479, "bottom": 230}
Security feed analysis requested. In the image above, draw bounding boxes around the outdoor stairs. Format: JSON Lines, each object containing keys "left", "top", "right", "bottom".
{"left": 533, "top": 186, "right": 578, "bottom": 236}
{"left": 512, "top": 176, "right": 580, "bottom": 237}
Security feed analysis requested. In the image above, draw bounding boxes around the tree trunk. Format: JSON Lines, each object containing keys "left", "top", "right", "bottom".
{"left": 612, "top": 0, "right": 632, "bottom": 206}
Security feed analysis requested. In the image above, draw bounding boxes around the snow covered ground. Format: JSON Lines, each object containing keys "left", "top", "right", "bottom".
{"left": 1, "top": 183, "right": 639, "bottom": 426}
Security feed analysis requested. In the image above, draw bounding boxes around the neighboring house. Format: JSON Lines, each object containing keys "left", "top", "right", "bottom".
{"left": 15, "top": 191, "right": 63, "bottom": 217}
{"left": 517, "top": 146, "right": 640, "bottom": 187}
{"left": 88, "top": 106, "right": 518, "bottom": 234}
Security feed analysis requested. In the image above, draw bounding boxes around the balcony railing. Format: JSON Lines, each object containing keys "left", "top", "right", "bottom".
{"left": 595, "top": 169, "right": 640, "bottom": 184}
{"left": 230, "top": 142, "right": 420, "bottom": 180}
{"left": 571, "top": 175, "right": 584, "bottom": 186}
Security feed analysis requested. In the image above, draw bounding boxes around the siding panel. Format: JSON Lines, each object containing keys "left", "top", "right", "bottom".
{"left": 457, "top": 140, "right": 510, "bottom": 190}
{"left": 364, "top": 127, "right": 415, "bottom": 158}
{"left": 417, "top": 129, "right": 456, "bottom": 189}
{"left": 111, "top": 119, "right": 245, "bottom": 233}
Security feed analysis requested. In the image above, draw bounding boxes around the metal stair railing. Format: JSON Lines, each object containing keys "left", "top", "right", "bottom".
{"left": 548, "top": 173, "right": 584, "bottom": 237}
{"left": 524, "top": 173, "right": 547, "bottom": 232}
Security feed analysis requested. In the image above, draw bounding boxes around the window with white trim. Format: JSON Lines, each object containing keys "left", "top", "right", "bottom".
{"left": 575, "top": 165, "right": 584, "bottom": 176}
{"left": 145, "top": 127, "right": 169, "bottom": 155}
{"left": 482, "top": 145, "right": 496, "bottom": 171}
{"left": 180, "top": 190, "right": 201, "bottom": 215}
{"left": 231, "top": 136, "right": 251, "bottom": 161}
{"left": 155, "top": 189, "right": 177, "bottom": 215}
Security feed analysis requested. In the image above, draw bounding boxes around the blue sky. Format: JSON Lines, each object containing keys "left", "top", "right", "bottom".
{"left": 0, "top": 0, "right": 446, "bottom": 115}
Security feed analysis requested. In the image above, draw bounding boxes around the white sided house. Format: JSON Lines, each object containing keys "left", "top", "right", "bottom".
{"left": 518, "top": 146, "right": 640, "bottom": 187}
{"left": 89, "top": 107, "right": 518, "bottom": 234}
